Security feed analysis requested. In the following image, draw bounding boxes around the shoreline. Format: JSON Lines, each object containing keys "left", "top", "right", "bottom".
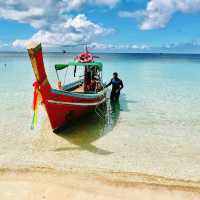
{"left": 0, "top": 167, "right": 200, "bottom": 200}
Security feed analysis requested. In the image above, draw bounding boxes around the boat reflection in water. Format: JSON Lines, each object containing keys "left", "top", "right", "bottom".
{"left": 56, "top": 99, "right": 121, "bottom": 155}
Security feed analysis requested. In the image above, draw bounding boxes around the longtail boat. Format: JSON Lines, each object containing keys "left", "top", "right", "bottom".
{"left": 27, "top": 42, "right": 107, "bottom": 132}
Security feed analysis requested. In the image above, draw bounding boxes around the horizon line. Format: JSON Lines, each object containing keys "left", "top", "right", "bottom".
{"left": 0, "top": 51, "right": 200, "bottom": 55}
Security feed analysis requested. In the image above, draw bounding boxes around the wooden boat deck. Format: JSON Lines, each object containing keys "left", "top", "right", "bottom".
{"left": 72, "top": 84, "right": 84, "bottom": 92}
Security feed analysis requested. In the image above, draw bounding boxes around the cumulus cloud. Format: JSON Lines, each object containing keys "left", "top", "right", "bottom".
{"left": 119, "top": 0, "right": 200, "bottom": 30}
{"left": 0, "top": 0, "right": 119, "bottom": 29}
{"left": 0, "top": 1, "right": 116, "bottom": 48}
{"left": 12, "top": 14, "right": 113, "bottom": 48}
{"left": 0, "top": 1, "right": 54, "bottom": 29}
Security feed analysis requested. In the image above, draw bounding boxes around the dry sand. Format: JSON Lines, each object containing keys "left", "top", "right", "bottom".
{"left": 0, "top": 168, "right": 200, "bottom": 200}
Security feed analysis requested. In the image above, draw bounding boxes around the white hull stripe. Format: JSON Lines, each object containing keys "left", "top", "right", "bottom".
{"left": 47, "top": 97, "right": 106, "bottom": 106}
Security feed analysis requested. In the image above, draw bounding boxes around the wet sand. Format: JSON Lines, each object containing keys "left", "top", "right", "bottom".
{"left": 1, "top": 115, "right": 200, "bottom": 200}
{"left": 0, "top": 168, "right": 200, "bottom": 200}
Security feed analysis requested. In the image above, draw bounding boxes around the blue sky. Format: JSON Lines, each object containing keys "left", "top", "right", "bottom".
{"left": 0, "top": 0, "right": 200, "bottom": 53}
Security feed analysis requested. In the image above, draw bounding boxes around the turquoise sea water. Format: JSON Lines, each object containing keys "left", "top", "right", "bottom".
{"left": 0, "top": 52, "right": 200, "bottom": 182}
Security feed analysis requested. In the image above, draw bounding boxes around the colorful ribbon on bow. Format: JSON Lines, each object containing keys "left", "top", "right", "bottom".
{"left": 31, "top": 81, "right": 41, "bottom": 129}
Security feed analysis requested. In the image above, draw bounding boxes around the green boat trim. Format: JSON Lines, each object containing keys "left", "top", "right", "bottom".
{"left": 51, "top": 88, "right": 106, "bottom": 99}
{"left": 55, "top": 61, "right": 103, "bottom": 71}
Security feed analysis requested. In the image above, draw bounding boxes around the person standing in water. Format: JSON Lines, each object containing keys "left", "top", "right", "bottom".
{"left": 106, "top": 72, "right": 124, "bottom": 101}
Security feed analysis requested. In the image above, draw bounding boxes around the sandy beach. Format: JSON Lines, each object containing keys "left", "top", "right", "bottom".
{"left": 0, "top": 168, "right": 200, "bottom": 200}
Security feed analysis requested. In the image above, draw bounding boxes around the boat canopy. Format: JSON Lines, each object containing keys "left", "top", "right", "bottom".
{"left": 55, "top": 61, "right": 103, "bottom": 71}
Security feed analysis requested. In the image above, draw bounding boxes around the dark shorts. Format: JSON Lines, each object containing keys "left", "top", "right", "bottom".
{"left": 111, "top": 91, "right": 120, "bottom": 101}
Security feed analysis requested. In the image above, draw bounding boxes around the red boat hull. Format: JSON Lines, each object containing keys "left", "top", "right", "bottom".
{"left": 42, "top": 88, "right": 106, "bottom": 130}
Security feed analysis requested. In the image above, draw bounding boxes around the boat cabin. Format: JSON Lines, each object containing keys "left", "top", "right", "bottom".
{"left": 55, "top": 61, "right": 103, "bottom": 93}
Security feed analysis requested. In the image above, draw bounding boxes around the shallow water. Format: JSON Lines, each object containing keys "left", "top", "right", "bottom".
{"left": 1, "top": 52, "right": 200, "bottom": 182}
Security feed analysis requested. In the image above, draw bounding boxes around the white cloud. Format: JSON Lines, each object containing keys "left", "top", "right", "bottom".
{"left": 0, "top": 1, "right": 53, "bottom": 29}
{"left": 89, "top": 42, "right": 150, "bottom": 50}
{"left": 60, "top": 0, "right": 119, "bottom": 11}
{"left": 0, "top": 0, "right": 119, "bottom": 29}
{"left": 12, "top": 14, "right": 113, "bottom": 48}
{"left": 0, "top": 1, "right": 116, "bottom": 48}
{"left": 119, "top": 0, "right": 200, "bottom": 30}
{"left": 0, "top": 0, "right": 117, "bottom": 48}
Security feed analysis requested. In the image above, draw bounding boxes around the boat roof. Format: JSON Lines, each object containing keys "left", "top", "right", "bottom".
{"left": 55, "top": 61, "right": 103, "bottom": 71}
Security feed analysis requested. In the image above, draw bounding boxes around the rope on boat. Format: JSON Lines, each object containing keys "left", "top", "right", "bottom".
{"left": 63, "top": 66, "right": 68, "bottom": 86}
{"left": 95, "top": 104, "right": 106, "bottom": 121}
{"left": 94, "top": 95, "right": 112, "bottom": 125}
{"left": 94, "top": 84, "right": 113, "bottom": 124}
{"left": 106, "top": 97, "right": 112, "bottom": 125}
{"left": 94, "top": 85, "right": 106, "bottom": 121}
